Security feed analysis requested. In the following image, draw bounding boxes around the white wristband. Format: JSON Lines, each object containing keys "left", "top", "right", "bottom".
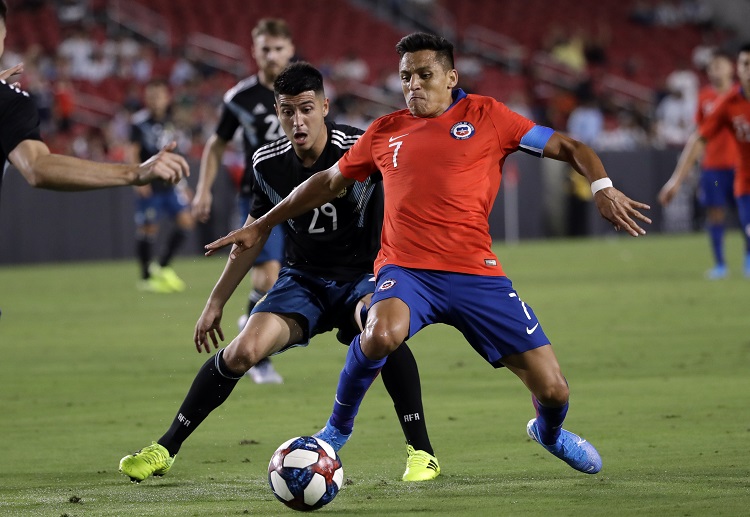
{"left": 591, "top": 178, "right": 613, "bottom": 196}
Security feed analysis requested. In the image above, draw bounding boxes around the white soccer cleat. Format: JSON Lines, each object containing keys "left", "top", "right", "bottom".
{"left": 246, "top": 358, "right": 283, "bottom": 384}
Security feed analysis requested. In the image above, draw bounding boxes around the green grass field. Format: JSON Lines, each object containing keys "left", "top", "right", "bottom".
{"left": 1, "top": 233, "right": 749, "bottom": 516}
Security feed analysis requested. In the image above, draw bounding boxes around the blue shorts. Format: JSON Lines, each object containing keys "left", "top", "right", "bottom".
{"left": 371, "top": 265, "right": 551, "bottom": 368}
{"left": 135, "top": 188, "right": 190, "bottom": 226}
{"left": 252, "top": 267, "right": 376, "bottom": 353}
{"left": 736, "top": 194, "right": 750, "bottom": 240}
{"left": 698, "top": 169, "right": 735, "bottom": 208}
{"left": 239, "top": 195, "right": 285, "bottom": 265}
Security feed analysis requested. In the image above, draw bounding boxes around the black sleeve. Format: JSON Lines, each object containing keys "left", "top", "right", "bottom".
{"left": 215, "top": 103, "right": 240, "bottom": 143}
{"left": 248, "top": 166, "right": 275, "bottom": 219}
{"left": 0, "top": 83, "right": 42, "bottom": 158}
{"left": 129, "top": 123, "right": 142, "bottom": 144}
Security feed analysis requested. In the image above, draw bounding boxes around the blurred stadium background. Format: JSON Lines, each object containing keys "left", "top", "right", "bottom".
{"left": 2, "top": 0, "right": 749, "bottom": 264}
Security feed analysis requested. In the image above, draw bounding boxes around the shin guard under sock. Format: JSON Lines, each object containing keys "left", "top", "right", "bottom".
{"left": 380, "top": 342, "right": 433, "bottom": 455}
{"left": 158, "top": 349, "right": 242, "bottom": 455}
{"left": 533, "top": 396, "right": 569, "bottom": 446}
{"left": 329, "top": 335, "right": 386, "bottom": 434}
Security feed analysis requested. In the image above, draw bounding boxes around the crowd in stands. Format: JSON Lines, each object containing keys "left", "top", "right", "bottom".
{"left": 0, "top": 0, "right": 741, "bottom": 169}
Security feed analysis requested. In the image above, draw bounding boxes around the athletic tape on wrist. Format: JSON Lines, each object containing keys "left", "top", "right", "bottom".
{"left": 591, "top": 178, "right": 613, "bottom": 196}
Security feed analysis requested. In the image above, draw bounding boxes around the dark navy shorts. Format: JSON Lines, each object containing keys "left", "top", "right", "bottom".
{"left": 238, "top": 195, "right": 285, "bottom": 265}
{"left": 698, "top": 169, "right": 735, "bottom": 208}
{"left": 371, "top": 265, "right": 551, "bottom": 368}
{"left": 135, "top": 188, "right": 190, "bottom": 226}
{"left": 252, "top": 267, "right": 376, "bottom": 353}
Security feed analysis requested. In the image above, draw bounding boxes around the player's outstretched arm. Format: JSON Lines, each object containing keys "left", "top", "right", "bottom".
{"left": 195, "top": 216, "right": 268, "bottom": 353}
{"left": 132, "top": 141, "right": 190, "bottom": 185}
{"left": 205, "top": 162, "right": 354, "bottom": 259}
{"left": 192, "top": 134, "right": 228, "bottom": 223}
{"left": 9, "top": 140, "right": 189, "bottom": 190}
{"left": 658, "top": 131, "right": 706, "bottom": 206}
{"left": 543, "top": 132, "right": 651, "bottom": 236}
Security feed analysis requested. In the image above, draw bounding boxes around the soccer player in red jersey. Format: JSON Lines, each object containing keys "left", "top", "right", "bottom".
{"left": 661, "top": 44, "right": 750, "bottom": 278}
{"left": 206, "top": 33, "right": 651, "bottom": 475}
{"left": 659, "top": 50, "right": 739, "bottom": 279}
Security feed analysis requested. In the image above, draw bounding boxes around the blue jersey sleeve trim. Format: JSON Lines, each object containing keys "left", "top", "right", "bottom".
{"left": 519, "top": 125, "right": 554, "bottom": 157}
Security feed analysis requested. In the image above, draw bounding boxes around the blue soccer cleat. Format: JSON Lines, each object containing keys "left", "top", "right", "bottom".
{"left": 526, "top": 418, "right": 602, "bottom": 474}
{"left": 313, "top": 420, "right": 352, "bottom": 452}
{"left": 705, "top": 264, "right": 728, "bottom": 280}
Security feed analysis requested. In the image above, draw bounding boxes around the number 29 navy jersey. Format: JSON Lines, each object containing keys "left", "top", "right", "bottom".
{"left": 250, "top": 121, "right": 382, "bottom": 281}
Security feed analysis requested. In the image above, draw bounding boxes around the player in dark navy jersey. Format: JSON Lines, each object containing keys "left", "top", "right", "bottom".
{"left": 192, "top": 18, "right": 294, "bottom": 383}
{"left": 129, "top": 79, "right": 195, "bottom": 293}
{"left": 120, "top": 62, "right": 440, "bottom": 484}
{"left": 0, "top": 1, "right": 188, "bottom": 211}
{"left": 250, "top": 121, "right": 382, "bottom": 281}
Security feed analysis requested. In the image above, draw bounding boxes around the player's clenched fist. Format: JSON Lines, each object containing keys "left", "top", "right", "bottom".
{"left": 134, "top": 141, "right": 190, "bottom": 186}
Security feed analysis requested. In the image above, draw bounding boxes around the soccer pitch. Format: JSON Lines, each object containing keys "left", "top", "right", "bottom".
{"left": 1, "top": 233, "right": 748, "bottom": 516}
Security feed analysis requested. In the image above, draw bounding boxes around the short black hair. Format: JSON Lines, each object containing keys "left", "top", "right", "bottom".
{"left": 0, "top": 0, "right": 7, "bottom": 23}
{"left": 273, "top": 62, "right": 324, "bottom": 97}
{"left": 396, "top": 32, "right": 455, "bottom": 69}
{"left": 739, "top": 43, "right": 750, "bottom": 55}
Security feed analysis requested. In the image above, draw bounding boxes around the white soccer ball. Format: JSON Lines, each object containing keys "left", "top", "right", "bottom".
{"left": 268, "top": 436, "right": 344, "bottom": 511}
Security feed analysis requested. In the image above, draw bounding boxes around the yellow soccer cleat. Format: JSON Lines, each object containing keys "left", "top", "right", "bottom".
{"left": 402, "top": 445, "right": 440, "bottom": 482}
{"left": 119, "top": 442, "right": 175, "bottom": 482}
{"left": 149, "top": 263, "right": 186, "bottom": 292}
{"left": 157, "top": 266, "right": 186, "bottom": 292}
{"left": 137, "top": 276, "right": 173, "bottom": 293}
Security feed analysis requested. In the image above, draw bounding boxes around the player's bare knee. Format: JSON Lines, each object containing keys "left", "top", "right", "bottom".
{"left": 252, "top": 270, "right": 275, "bottom": 292}
{"left": 535, "top": 380, "right": 569, "bottom": 407}
{"left": 224, "top": 340, "right": 264, "bottom": 373}
{"left": 362, "top": 325, "right": 403, "bottom": 357}
{"left": 256, "top": 279, "right": 274, "bottom": 292}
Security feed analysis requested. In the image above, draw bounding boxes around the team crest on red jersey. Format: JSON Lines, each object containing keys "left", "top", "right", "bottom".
{"left": 378, "top": 279, "right": 397, "bottom": 291}
{"left": 450, "top": 121, "right": 475, "bottom": 140}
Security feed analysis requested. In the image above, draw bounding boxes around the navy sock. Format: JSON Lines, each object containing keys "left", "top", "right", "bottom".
{"left": 160, "top": 228, "right": 187, "bottom": 268}
{"left": 136, "top": 235, "right": 154, "bottom": 279}
{"left": 533, "top": 396, "right": 569, "bottom": 446}
{"left": 247, "top": 288, "right": 265, "bottom": 315}
{"left": 158, "top": 349, "right": 242, "bottom": 456}
{"left": 329, "top": 335, "right": 387, "bottom": 434}
{"left": 707, "top": 224, "right": 725, "bottom": 267}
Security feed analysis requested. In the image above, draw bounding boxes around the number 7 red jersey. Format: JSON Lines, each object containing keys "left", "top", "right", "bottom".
{"left": 699, "top": 85, "right": 750, "bottom": 196}
{"left": 338, "top": 89, "right": 550, "bottom": 277}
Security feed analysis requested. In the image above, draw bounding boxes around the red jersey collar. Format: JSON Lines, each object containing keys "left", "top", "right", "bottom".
{"left": 446, "top": 88, "right": 468, "bottom": 112}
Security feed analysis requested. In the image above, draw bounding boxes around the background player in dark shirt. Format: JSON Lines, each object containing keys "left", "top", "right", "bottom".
{"left": 129, "top": 79, "right": 195, "bottom": 293}
{"left": 192, "top": 18, "right": 295, "bottom": 383}
{"left": 0, "top": 1, "right": 188, "bottom": 207}
{"left": 119, "top": 62, "right": 440, "bottom": 484}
